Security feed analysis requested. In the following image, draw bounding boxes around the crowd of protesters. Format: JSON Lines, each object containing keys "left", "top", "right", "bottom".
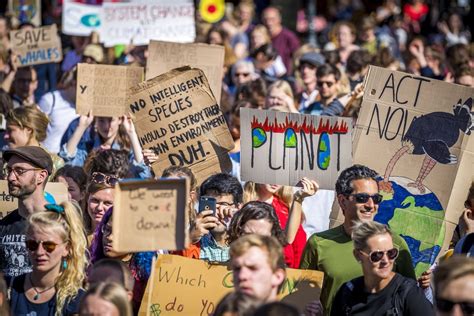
{"left": 0, "top": 0, "right": 473, "bottom": 315}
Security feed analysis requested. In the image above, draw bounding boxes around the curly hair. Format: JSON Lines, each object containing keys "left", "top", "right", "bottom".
{"left": 26, "top": 202, "right": 87, "bottom": 316}
{"left": 84, "top": 149, "right": 130, "bottom": 179}
{"left": 335, "top": 164, "right": 379, "bottom": 196}
{"left": 227, "top": 201, "right": 286, "bottom": 246}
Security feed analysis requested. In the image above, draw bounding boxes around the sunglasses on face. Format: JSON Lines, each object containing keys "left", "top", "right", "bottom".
{"left": 349, "top": 193, "right": 384, "bottom": 205}
{"left": 359, "top": 248, "right": 399, "bottom": 263}
{"left": 436, "top": 298, "right": 474, "bottom": 314}
{"left": 317, "top": 81, "right": 335, "bottom": 88}
{"left": 91, "top": 172, "right": 120, "bottom": 187}
{"left": 26, "top": 240, "right": 61, "bottom": 253}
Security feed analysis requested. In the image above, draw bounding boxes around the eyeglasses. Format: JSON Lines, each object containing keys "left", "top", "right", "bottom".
{"left": 91, "top": 172, "right": 120, "bottom": 187}
{"left": 436, "top": 298, "right": 474, "bottom": 314}
{"left": 234, "top": 72, "right": 250, "bottom": 78}
{"left": 349, "top": 193, "right": 383, "bottom": 205}
{"left": 4, "top": 166, "right": 42, "bottom": 177}
{"left": 359, "top": 248, "right": 399, "bottom": 263}
{"left": 101, "top": 224, "right": 112, "bottom": 236}
{"left": 317, "top": 81, "right": 335, "bottom": 88}
{"left": 26, "top": 240, "right": 62, "bottom": 253}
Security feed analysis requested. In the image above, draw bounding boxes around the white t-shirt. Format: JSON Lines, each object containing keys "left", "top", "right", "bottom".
{"left": 39, "top": 90, "right": 79, "bottom": 154}
{"left": 299, "top": 189, "right": 335, "bottom": 238}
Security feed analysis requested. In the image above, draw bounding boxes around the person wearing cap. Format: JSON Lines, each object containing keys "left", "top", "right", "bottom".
{"left": 298, "top": 52, "right": 325, "bottom": 113}
{"left": 82, "top": 44, "right": 105, "bottom": 64}
{"left": 0, "top": 146, "right": 53, "bottom": 279}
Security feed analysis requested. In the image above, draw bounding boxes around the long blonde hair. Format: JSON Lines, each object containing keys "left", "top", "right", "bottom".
{"left": 243, "top": 181, "right": 293, "bottom": 207}
{"left": 27, "top": 202, "right": 88, "bottom": 316}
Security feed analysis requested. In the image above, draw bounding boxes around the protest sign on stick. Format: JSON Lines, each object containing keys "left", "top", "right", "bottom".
{"left": 129, "top": 66, "right": 234, "bottom": 184}
{"left": 9, "top": 0, "right": 41, "bottom": 27}
{"left": 0, "top": 181, "right": 68, "bottom": 219}
{"left": 146, "top": 41, "right": 225, "bottom": 102}
{"left": 100, "top": 0, "right": 195, "bottom": 47}
{"left": 76, "top": 63, "right": 144, "bottom": 117}
{"left": 112, "top": 179, "right": 189, "bottom": 253}
{"left": 10, "top": 24, "right": 62, "bottom": 67}
{"left": 62, "top": 0, "right": 101, "bottom": 36}
{"left": 139, "top": 254, "right": 324, "bottom": 315}
{"left": 240, "top": 108, "right": 353, "bottom": 188}
{"left": 345, "top": 66, "right": 474, "bottom": 276}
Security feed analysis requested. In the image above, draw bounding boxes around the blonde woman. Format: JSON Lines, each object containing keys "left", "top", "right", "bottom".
{"left": 265, "top": 80, "right": 299, "bottom": 113}
{"left": 9, "top": 202, "right": 87, "bottom": 315}
{"left": 80, "top": 282, "right": 133, "bottom": 316}
{"left": 4, "top": 106, "right": 64, "bottom": 178}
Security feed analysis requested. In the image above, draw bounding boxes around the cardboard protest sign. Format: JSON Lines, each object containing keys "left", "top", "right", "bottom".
{"left": 62, "top": 0, "right": 101, "bottom": 36}
{"left": 112, "top": 179, "right": 189, "bottom": 252}
{"left": 146, "top": 41, "right": 225, "bottom": 102}
{"left": 129, "top": 66, "right": 234, "bottom": 184}
{"left": 350, "top": 66, "right": 474, "bottom": 276}
{"left": 8, "top": 0, "right": 41, "bottom": 27}
{"left": 100, "top": 0, "right": 195, "bottom": 47}
{"left": 0, "top": 181, "right": 68, "bottom": 220}
{"left": 10, "top": 24, "right": 62, "bottom": 67}
{"left": 139, "top": 254, "right": 324, "bottom": 315}
{"left": 76, "top": 63, "right": 144, "bottom": 116}
{"left": 240, "top": 108, "right": 352, "bottom": 189}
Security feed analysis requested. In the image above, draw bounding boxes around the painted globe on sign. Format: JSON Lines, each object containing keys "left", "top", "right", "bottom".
{"left": 252, "top": 128, "right": 266, "bottom": 148}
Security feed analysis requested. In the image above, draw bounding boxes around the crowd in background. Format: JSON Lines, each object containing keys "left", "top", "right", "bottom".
{"left": 0, "top": 0, "right": 473, "bottom": 315}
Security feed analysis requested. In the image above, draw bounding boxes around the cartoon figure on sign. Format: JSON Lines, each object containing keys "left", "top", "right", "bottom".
{"left": 375, "top": 97, "right": 473, "bottom": 276}
{"left": 380, "top": 97, "right": 473, "bottom": 194}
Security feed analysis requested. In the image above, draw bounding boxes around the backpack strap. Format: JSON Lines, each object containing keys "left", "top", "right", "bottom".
{"left": 386, "top": 276, "right": 417, "bottom": 316}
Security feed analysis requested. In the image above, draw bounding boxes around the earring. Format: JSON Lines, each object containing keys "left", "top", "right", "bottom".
{"left": 62, "top": 258, "right": 68, "bottom": 270}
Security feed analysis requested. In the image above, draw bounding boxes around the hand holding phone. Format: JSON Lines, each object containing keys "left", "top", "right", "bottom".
{"left": 199, "top": 196, "right": 216, "bottom": 215}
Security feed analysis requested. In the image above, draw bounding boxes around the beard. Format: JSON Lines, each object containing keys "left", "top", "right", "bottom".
{"left": 8, "top": 177, "right": 36, "bottom": 198}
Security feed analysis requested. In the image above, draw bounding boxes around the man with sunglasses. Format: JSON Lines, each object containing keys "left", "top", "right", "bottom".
{"left": 0, "top": 146, "right": 53, "bottom": 279}
{"left": 300, "top": 164, "right": 416, "bottom": 315}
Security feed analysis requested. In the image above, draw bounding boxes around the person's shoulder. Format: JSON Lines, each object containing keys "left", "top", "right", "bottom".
{"left": 315, "top": 225, "right": 346, "bottom": 239}
{"left": 0, "top": 209, "right": 22, "bottom": 226}
{"left": 64, "top": 289, "right": 86, "bottom": 314}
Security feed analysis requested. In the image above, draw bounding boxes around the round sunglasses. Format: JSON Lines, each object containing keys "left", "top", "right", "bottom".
{"left": 26, "top": 240, "right": 62, "bottom": 253}
{"left": 436, "top": 298, "right": 474, "bottom": 314}
{"left": 359, "top": 248, "right": 399, "bottom": 263}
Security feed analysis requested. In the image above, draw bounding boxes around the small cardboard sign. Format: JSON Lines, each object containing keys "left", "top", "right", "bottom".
{"left": 76, "top": 63, "right": 144, "bottom": 117}
{"left": 100, "top": 0, "right": 195, "bottom": 47}
{"left": 10, "top": 24, "right": 62, "bottom": 67}
{"left": 146, "top": 41, "right": 225, "bottom": 102}
{"left": 240, "top": 108, "right": 353, "bottom": 189}
{"left": 139, "top": 254, "right": 324, "bottom": 316}
{"left": 349, "top": 66, "right": 474, "bottom": 276}
{"left": 129, "top": 66, "right": 234, "bottom": 184}
{"left": 0, "top": 181, "right": 68, "bottom": 220}
{"left": 112, "top": 179, "right": 189, "bottom": 252}
{"left": 62, "top": 0, "right": 101, "bottom": 36}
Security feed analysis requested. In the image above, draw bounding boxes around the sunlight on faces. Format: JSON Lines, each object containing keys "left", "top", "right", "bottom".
{"left": 80, "top": 295, "right": 120, "bottom": 316}
{"left": 101, "top": 216, "right": 129, "bottom": 259}
{"left": 355, "top": 233, "right": 395, "bottom": 280}
{"left": 205, "top": 192, "right": 236, "bottom": 233}
{"left": 259, "top": 184, "right": 281, "bottom": 196}
{"left": 251, "top": 29, "right": 267, "bottom": 49}
{"left": 6, "top": 156, "right": 43, "bottom": 198}
{"left": 4, "top": 124, "right": 31, "bottom": 148}
{"left": 57, "top": 176, "right": 83, "bottom": 202}
{"left": 95, "top": 117, "right": 122, "bottom": 140}
{"left": 340, "top": 178, "right": 379, "bottom": 223}
{"left": 232, "top": 246, "right": 284, "bottom": 302}
{"left": 336, "top": 24, "right": 355, "bottom": 48}
{"left": 317, "top": 74, "right": 338, "bottom": 99}
{"left": 436, "top": 275, "right": 474, "bottom": 316}
{"left": 26, "top": 225, "right": 68, "bottom": 274}
{"left": 299, "top": 63, "right": 317, "bottom": 86}
{"left": 242, "top": 219, "right": 273, "bottom": 236}
{"left": 87, "top": 188, "right": 114, "bottom": 229}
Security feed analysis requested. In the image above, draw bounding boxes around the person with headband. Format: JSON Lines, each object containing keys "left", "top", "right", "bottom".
{"left": 331, "top": 221, "right": 433, "bottom": 315}
{"left": 9, "top": 201, "right": 87, "bottom": 315}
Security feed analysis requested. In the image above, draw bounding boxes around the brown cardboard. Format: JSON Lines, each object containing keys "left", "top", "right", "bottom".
{"left": 112, "top": 179, "right": 189, "bottom": 252}
{"left": 146, "top": 41, "right": 225, "bottom": 102}
{"left": 240, "top": 108, "right": 353, "bottom": 189}
{"left": 139, "top": 254, "right": 324, "bottom": 315}
{"left": 0, "top": 181, "right": 68, "bottom": 219}
{"left": 128, "top": 66, "right": 234, "bottom": 184}
{"left": 10, "top": 24, "right": 62, "bottom": 67}
{"left": 76, "top": 63, "right": 144, "bottom": 117}
{"left": 350, "top": 66, "right": 474, "bottom": 275}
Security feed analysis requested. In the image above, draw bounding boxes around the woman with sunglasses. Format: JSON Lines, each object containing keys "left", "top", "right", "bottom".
{"left": 9, "top": 202, "right": 87, "bottom": 315}
{"left": 331, "top": 221, "right": 434, "bottom": 316}
{"left": 89, "top": 208, "right": 156, "bottom": 314}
